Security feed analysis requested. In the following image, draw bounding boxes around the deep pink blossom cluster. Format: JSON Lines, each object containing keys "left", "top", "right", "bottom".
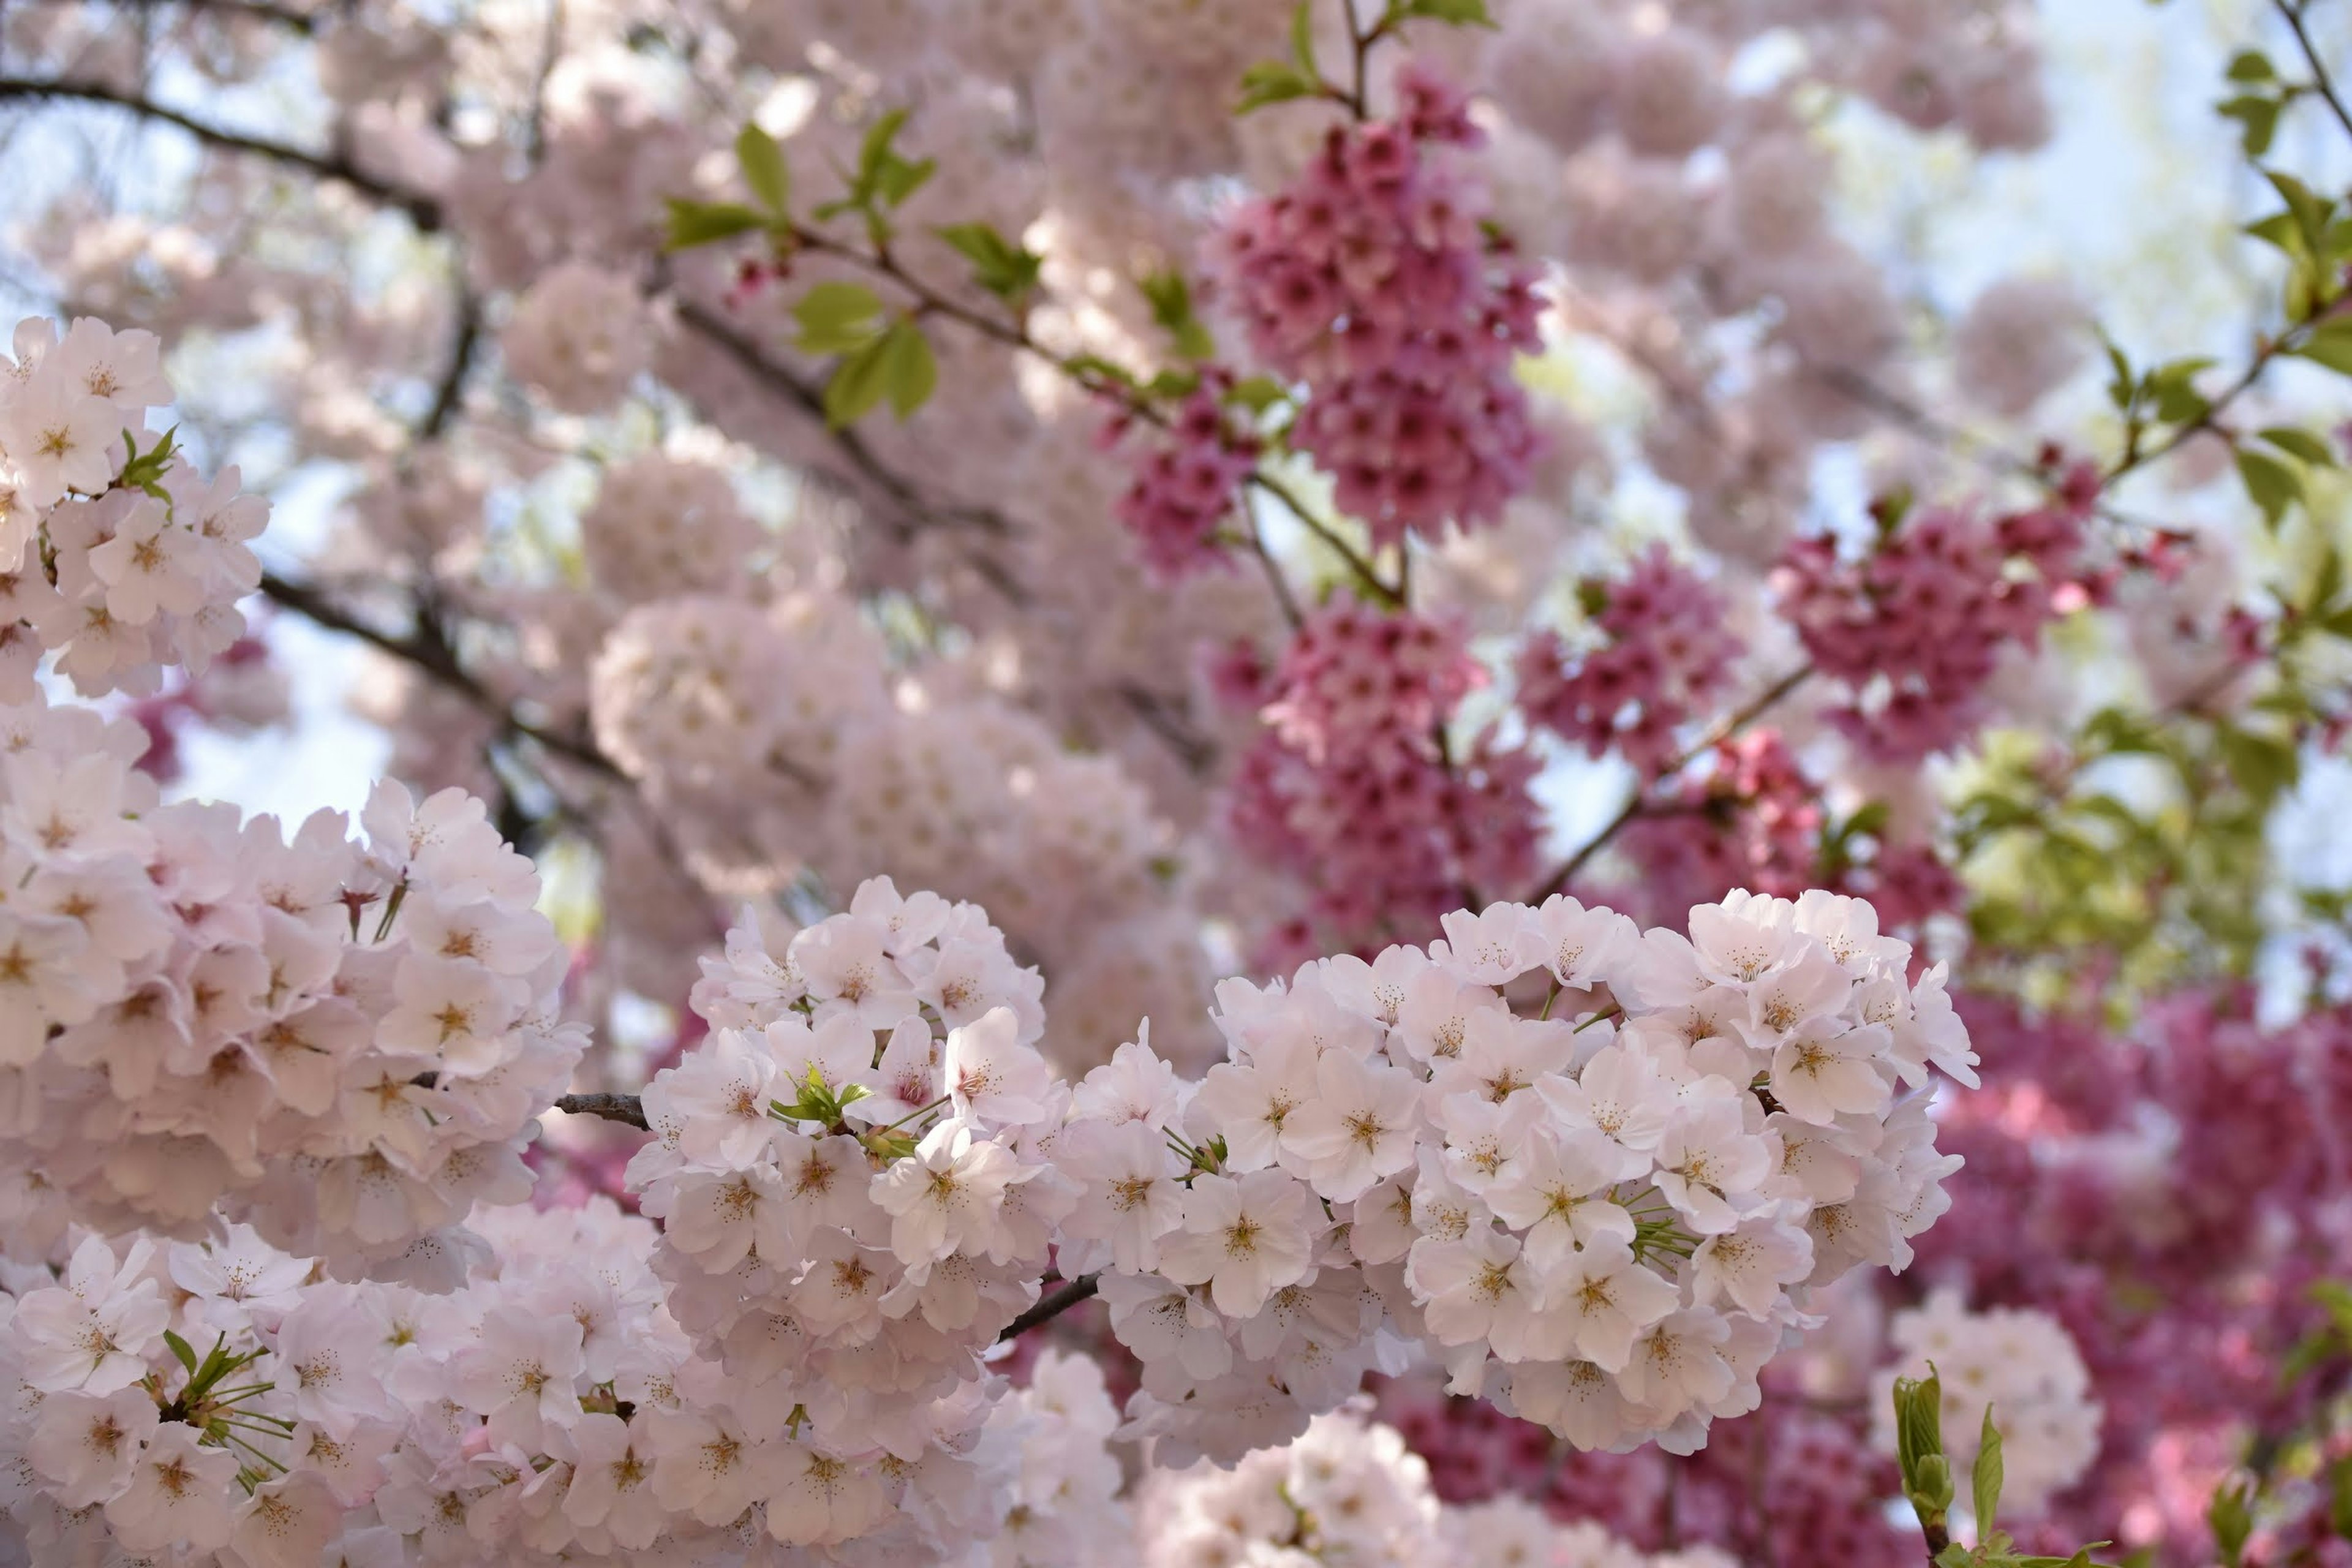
{"left": 1917, "top": 992, "right": 2352, "bottom": 1562}
{"left": 1375, "top": 1370, "right": 1915, "bottom": 1567}
{"left": 1775, "top": 483, "right": 2097, "bottom": 761}
{"left": 1210, "top": 67, "right": 1545, "bottom": 546}
{"left": 1517, "top": 546, "right": 1745, "bottom": 777}
{"left": 1616, "top": 732, "right": 1825, "bottom": 925}
{"left": 1224, "top": 600, "right": 1539, "bottom": 960}
{"left": 1114, "top": 385, "right": 1262, "bottom": 578}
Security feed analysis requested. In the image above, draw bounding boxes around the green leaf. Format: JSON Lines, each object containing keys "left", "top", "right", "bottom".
{"left": 2209, "top": 1479, "right": 2253, "bottom": 1568}
{"left": 2259, "top": 424, "right": 2338, "bottom": 466}
{"left": 792, "top": 282, "right": 886, "bottom": 355}
{"left": 2296, "top": 317, "right": 2352, "bottom": 374}
{"left": 1139, "top": 269, "right": 1215, "bottom": 360}
{"left": 824, "top": 332, "right": 898, "bottom": 427}
{"left": 2216, "top": 725, "right": 2298, "bottom": 808}
{"left": 1398, "top": 0, "right": 1496, "bottom": 23}
{"left": 935, "top": 222, "right": 1042, "bottom": 300}
{"left": 859, "top": 109, "right": 911, "bottom": 181}
{"left": 877, "top": 318, "right": 938, "bottom": 419}
{"left": 2236, "top": 445, "right": 2304, "bottom": 529}
{"left": 1226, "top": 375, "right": 1289, "bottom": 414}
{"left": 1289, "top": 0, "right": 1317, "bottom": 72}
{"left": 163, "top": 1329, "right": 198, "bottom": 1376}
{"left": 873, "top": 154, "right": 936, "bottom": 208}
{"left": 2266, "top": 168, "right": 2336, "bottom": 252}
{"left": 2227, "top": 48, "right": 2277, "bottom": 82}
{"left": 1973, "top": 1406, "right": 2005, "bottom": 1540}
{"left": 2100, "top": 334, "right": 2135, "bottom": 412}
{"left": 736, "top": 123, "right": 790, "bottom": 213}
{"left": 1237, "top": 59, "right": 1322, "bottom": 113}
{"left": 2218, "top": 94, "right": 2282, "bottom": 158}
{"left": 1894, "top": 1370, "right": 1947, "bottom": 1476}
{"left": 663, "top": 198, "right": 767, "bottom": 251}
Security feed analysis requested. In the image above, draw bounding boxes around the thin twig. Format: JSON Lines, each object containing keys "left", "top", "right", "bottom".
{"left": 1529, "top": 663, "right": 1814, "bottom": 903}
{"left": 2277, "top": 0, "right": 2352, "bottom": 145}
{"left": 997, "top": 1274, "right": 1101, "bottom": 1341}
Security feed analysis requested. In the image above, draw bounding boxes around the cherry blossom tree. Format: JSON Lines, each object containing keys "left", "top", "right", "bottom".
{"left": 0, "top": 0, "right": 2349, "bottom": 1563}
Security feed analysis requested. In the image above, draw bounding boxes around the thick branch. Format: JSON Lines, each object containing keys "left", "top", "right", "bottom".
{"left": 0, "top": 77, "right": 443, "bottom": 229}
{"left": 552, "top": 1093, "right": 650, "bottom": 1129}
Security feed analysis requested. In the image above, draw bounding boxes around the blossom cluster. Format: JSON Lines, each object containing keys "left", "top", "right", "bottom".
{"left": 0, "top": 714, "right": 581, "bottom": 1275}
{"left": 1517, "top": 547, "right": 1745, "bottom": 778}
{"left": 1092, "top": 886, "right": 1976, "bottom": 1461}
{"left": 1114, "top": 384, "right": 1262, "bottom": 579}
{"left": 1869, "top": 1289, "right": 2101, "bottom": 1517}
{"left": 1774, "top": 484, "right": 2098, "bottom": 761}
{"left": 0, "top": 317, "right": 263, "bottom": 697}
{"left": 1212, "top": 66, "right": 1545, "bottom": 547}
{"left": 1135, "top": 1404, "right": 1727, "bottom": 1568}
{"left": 0, "top": 1202, "right": 1129, "bottom": 1564}
{"left": 1226, "top": 599, "right": 1540, "bottom": 963}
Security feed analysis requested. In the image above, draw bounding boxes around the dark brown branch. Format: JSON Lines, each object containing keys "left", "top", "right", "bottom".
{"left": 1529, "top": 663, "right": 1814, "bottom": 903}
{"left": 997, "top": 1273, "right": 1101, "bottom": 1341}
{"left": 257, "top": 570, "right": 619, "bottom": 779}
{"left": 0, "top": 76, "right": 444, "bottom": 229}
{"left": 420, "top": 292, "right": 481, "bottom": 439}
{"left": 110, "top": 0, "right": 320, "bottom": 32}
{"left": 2277, "top": 0, "right": 2352, "bottom": 145}
{"left": 553, "top": 1093, "right": 650, "bottom": 1129}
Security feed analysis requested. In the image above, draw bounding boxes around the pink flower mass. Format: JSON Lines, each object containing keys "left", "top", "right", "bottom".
{"left": 0, "top": 1, "right": 2344, "bottom": 1564}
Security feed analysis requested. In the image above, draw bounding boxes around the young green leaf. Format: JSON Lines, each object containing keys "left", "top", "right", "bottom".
{"left": 824, "top": 333, "right": 899, "bottom": 428}
{"left": 736, "top": 123, "right": 791, "bottom": 213}
{"left": 878, "top": 318, "right": 938, "bottom": 419}
{"left": 2208, "top": 1479, "right": 2253, "bottom": 1568}
{"left": 2227, "top": 48, "right": 2276, "bottom": 81}
{"left": 1237, "top": 60, "right": 1321, "bottom": 113}
{"left": 2258, "top": 424, "right": 2338, "bottom": 466}
{"left": 792, "top": 282, "right": 887, "bottom": 355}
{"left": 935, "top": 222, "right": 1043, "bottom": 300}
{"left": 2218, "top": 94, "right": 2282, "bottom": 158}
{"left": 2235, "top": 445, "right": 2304, "bottom": 529}
{"left": 663, "top": 198, "right": 767, "bottom": 251}
{"left": 164, "top": 1329, "right": 199, "bottom": 1376}
{"left": 2297, "top": 317, "right": 2352, "bottom": 374}
{"left": 1398, "top": 0, "right": 1496, "bottom": 24}
{"left": 1973, "top": 1406, "right": 2005, "bottom": 1540}
{"left": 1289, "top": 0, "right": 1316, "bottom": 72}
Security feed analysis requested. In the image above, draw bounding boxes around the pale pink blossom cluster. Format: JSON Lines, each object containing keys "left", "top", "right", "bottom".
{"left": 0, "top": 709, "right": 582, "bottom": 1276}
{"left": 1088, "top": 887, "right": 1975, "bottom": 1461}
{"left": 1135, "top": 1404, "right": 1724, "bottom": 1568}
{"left": 1869, "top": 1289, "right": 2101, "bottom": 1517}
{"left": 1517, "top": 547, "right": 1746, "bottom": 778}
{"left": 0, "top": 1204, "right": 1129, "bottom": 1564}
{"left": 1211, "top": 66, "right": 1546, "bottom": 548}
{"left": 0, "top": 317, "right": 263, "bottom": 698}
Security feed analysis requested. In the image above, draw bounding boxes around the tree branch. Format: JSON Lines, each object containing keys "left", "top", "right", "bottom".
{"left": 257, "top": 570, "right": 619, "bottom": 779}
{"left": 552, "top": 1093, "right": 650, "bottom": 1129}
{"left": 997, "top": 1273, "right": 1101, "bottom": 1341}
{"left": 0, "top": 76, "right": 443, "bottom": 230}
{"left": 1529, "top": 663, "right": 1814, "bottom": 903}
{"left": 2277, "top": 0, "right": 2352, "bottom": 145}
